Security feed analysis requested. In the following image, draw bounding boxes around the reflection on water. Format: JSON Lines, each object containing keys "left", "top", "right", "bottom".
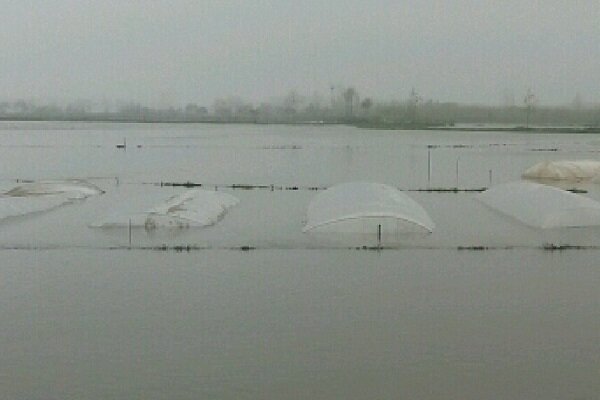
{"left": 1, "top": 122, "right": 599, "bottom": 399}
{"left": 1, "top": 249, "right": 599, "bottom": 400}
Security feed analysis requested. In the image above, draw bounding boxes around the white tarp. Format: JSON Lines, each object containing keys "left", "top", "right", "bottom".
{"left": 91, "top": 189, "right": 239, "bottom": 229}
{"left": 522, "top": 160, "right": 600, "bottom": 181}
{"left": 303, "top": 182, "right": 435, "bottom": 234}
{"left": 0, "top": 180, "right": 104, "bottom": 222}
{"left": 5, "top": 180, "right": 104, "bottom": 198}
{"left": 477, "top": 181, "right": 600, "bottom": 228}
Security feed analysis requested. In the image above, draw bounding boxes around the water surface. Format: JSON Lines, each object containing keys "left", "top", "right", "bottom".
{"left": 1, "top": 122, "right": 599, "bottom": 399}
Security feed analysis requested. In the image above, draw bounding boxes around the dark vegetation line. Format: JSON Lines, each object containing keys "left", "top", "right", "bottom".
{"left": 155, "top": 181, "right": 586, "bottom": 194}
{"left": 2, "top": 114, "right": 600, "bottom": 134}
{"left": 158, "top": 181, "right": 488, "bottom": 192}
{"left": 2, "top": 178, "right": 587, "bottom": 194}
{"left": 0, "top": 143, "right": 575, "bottom": 153}
{"left": 0, "top": 244, "right": 598, "bottom": 252}
{"left": 419, "top": 126, "right": 600, "bottom": 134}
{"left": 3, "top": 84, "right": 600, "bottom": 129}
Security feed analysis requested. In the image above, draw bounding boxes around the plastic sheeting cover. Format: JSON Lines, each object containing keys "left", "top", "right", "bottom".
{"left": 477, "top": 181, "right": 600, "bottom": 228}
{"left": 303, "top": 182, "right": 435, "bottom": 234}
{"left": 0, "top": 180, "right": 104, "bottom": 222}
{"left": 5, "top": 180, "right": 104, "bottom": 198}
{"left": 522, "top": 160, "right": 600, "bottom": 181}
{"left": 91, "top": 189, "right": 239, "bottom": 229}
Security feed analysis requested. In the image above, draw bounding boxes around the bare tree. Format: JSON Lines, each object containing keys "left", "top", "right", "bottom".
{"left": 407, "top": 88, "right": 422, "bottom": 123}
{"left": 524, "top": 89, "right": 536, "bottom": 128}
{"left": 283, "top": 90, "right": 302, "bottom": 114}
{"left": 360, "top": 97, "right": 373, "bottom": 115}
{"left": 329, "top": 85, "right": 335, "bottom": 108}
{"left": 343, "top": 87, "right": 357, "bottom": 118}
{"left": 572, "top": 92, "right": 583, "bottom": 110}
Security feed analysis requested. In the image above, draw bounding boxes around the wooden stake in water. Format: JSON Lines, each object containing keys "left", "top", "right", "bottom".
{"left": 116, "top": 138, "right": 127, "bottom": 149}
{"left": 427, "top": 147, "right": 431, "bottom": 186}
{"left": 377, "top": 224, "right": 382, "bottom": 248}
{"left": 456, "top": 157, "right": 460, "bottom": 188}
{"left": 128, "top": 218, "right": 132, "bottom": 248}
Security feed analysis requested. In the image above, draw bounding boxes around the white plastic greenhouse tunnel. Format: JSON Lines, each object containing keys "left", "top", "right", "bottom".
{"left": 91, "top": 189, "right": 239, "bottom": 230}
{"left": 477, "top": 181, "right": 600, "bottom": 229}
{"left": 0, "top": 180, "right": 104, "bottom": 222}
{"left": 303, "top": 182, "right": 435, "bottom": 236}
{"left": 522, "top": 160, "right": 600, "bottom": 181}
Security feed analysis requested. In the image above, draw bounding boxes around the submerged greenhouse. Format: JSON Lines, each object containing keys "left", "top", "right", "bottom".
{"left": 91, "top": 189, "right": 239, "bottom": 230}
{"left": 478, "top": 181, "right": 600, "bottom": 229}
{"left": 0, "top": 180, "right": 104, "bottom": 222}
{"left": 522, "top": 160, "right": 600, "bottom": 181}
{"left": 303, "top": 182, "right": 435, "bottom": 234}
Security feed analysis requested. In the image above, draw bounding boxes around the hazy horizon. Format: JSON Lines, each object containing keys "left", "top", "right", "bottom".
{"left": 2, "top": 1, "right": 599, "bottom": 107}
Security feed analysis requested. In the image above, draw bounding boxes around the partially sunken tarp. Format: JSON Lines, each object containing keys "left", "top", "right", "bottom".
{"left": 0, "top": 180, "right": 104, "bottom": 222}
{"left": 478, "top": 181, "right": 600, "bottom": 229}
{"left": 303, "top": 182, "right": 435, "bottom": 234}
{"left": 91, "top": 189, "right": 239, "bottom": 229}
{"left": 522, "top": 160, "right": 600, "bottom": 181}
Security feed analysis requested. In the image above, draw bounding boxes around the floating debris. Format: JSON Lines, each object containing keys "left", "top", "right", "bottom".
{"left": 457, "top": 246, "right": 489, "bottom": 251}
{"left": 541, "top": 243, "right": 596, "bottom": 251}
{"left": 409, "top": 187, "right": 486, "bottom": 193}
{"left": 529, "top": 148, "right": 559, "bottom": 152}
{"left": 262, "top": 145, "right": 302, "bottom": 150}
{"left": 161, "top": 181, "right": 202, "bottom": 188}
{"left": 231, "top": 183, "right": 271, "bottom": 190}
{"left": 354, "top": 245, "right": 385, "bottom": 251}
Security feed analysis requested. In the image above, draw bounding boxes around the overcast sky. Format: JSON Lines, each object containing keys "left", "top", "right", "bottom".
{"left": 1, "top": 0, "right": 599, "bottom": 106}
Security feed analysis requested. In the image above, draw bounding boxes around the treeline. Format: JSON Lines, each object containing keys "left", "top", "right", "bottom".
{"left": 369, "top": 101, "right": 600, "bottom": 127}
{"left": 2, "top": 89, "right": 600, "bottom": 127}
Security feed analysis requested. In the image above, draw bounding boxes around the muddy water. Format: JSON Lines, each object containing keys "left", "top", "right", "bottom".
{"left": 0, "top": 122, "right": 599, "bottom": 399}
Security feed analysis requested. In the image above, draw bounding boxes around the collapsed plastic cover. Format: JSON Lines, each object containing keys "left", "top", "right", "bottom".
{"left": 91, "top": 189, "right": 239, "bottom": 229}
{"left": 303, "top": 182, "right": 435, "bottom": 234}
{"left": 477, "top": 181, "right": 600, "bottom": 228}
{"left": 522, "top": 160, "right": 600, "bottom": 181}
{"left": 0, "top": 180, "right": 104, "bottom": 222}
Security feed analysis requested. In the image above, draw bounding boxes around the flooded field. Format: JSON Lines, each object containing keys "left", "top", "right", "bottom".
{"left": 1, "top": 121, "right": 599, "bottom": 399}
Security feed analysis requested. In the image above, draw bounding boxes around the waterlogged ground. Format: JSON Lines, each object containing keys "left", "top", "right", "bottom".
{"left": 0, "top": 121, "right": 599, "bottom": 399}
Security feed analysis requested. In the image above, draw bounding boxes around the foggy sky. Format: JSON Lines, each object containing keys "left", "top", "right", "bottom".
{"left": 2, "top": 0, "right": 599, "bottom": 107}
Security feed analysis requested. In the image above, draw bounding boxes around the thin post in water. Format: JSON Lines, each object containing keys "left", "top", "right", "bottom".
{"left": 116, "top": 137, "right": 127, "bottom": 150}
{"left": 427, "top": 147, "right": 431, "bottom": 186}
{"left": 377, "top": 224, "right": 382, "bottom": 248}
{"left": 456, "top": 157, "right": 460, "bottom": 188}
{"left": 128, "top": 218, "right": 132, "bottom": 248}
